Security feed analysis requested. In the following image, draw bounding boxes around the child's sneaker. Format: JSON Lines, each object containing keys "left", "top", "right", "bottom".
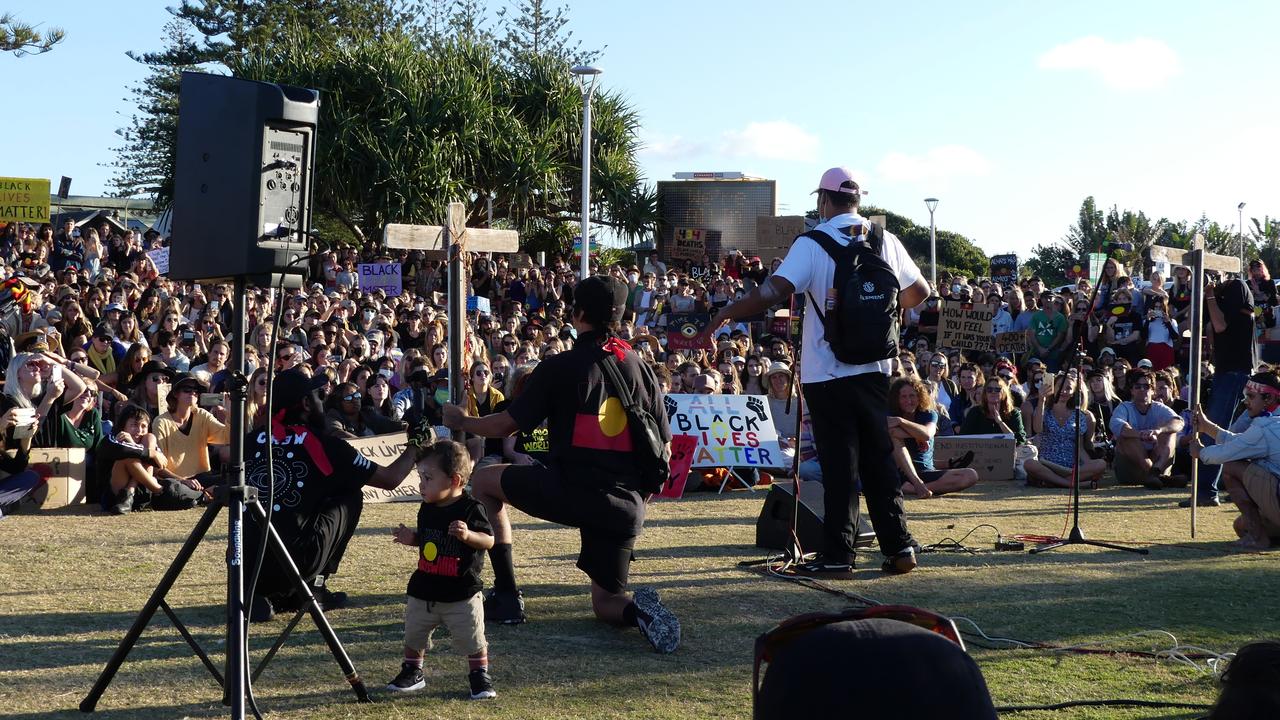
{"left": 386, "top": 662, "right": 425, "bottom": 693}
{"left": 468, "top": 668, "right": 496, "bottom": 700}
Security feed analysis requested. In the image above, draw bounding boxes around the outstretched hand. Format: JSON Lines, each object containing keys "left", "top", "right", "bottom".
{"left": 392, "top": 523, "right": 416, "bottom": 546}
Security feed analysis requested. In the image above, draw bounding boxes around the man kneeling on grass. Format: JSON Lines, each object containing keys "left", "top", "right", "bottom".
{"left": 1190, "top": 377, "right": 1280, "bottom": 550}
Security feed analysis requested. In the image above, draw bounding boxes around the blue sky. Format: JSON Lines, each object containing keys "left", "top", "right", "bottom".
{"left": 5, "top": 1, "right": 1277, "bottom": 257}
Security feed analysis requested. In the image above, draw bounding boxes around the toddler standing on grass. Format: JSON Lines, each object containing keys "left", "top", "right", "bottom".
{"left": 387, "top": 439, "right": 496, "bottom": 699}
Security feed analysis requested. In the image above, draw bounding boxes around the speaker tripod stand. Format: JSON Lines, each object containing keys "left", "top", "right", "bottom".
{"left": 81, "top": 277, "right": 370, "bottom": 717}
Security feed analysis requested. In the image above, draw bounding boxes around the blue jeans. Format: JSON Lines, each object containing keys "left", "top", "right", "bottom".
{"left": 798, "top": 458, "right": 824, "bottom": 485}
{"left": 1196, "top": 370, "right": 1249, "bottom": 497}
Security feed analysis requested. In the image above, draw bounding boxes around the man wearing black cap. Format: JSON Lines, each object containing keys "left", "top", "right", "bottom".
{"left": 443, "top": 274, "right": 680, "bottom": 653}
{"left": 242, "top": 369, "right": 419, "bottom": 621}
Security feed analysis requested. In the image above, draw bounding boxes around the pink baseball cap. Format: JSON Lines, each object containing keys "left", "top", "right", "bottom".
{"left": 812, "top": 167, "right": 869, "bottom": 195}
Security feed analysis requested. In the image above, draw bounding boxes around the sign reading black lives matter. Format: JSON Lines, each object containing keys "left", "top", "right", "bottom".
{"left": 937, "top": 300, "right": 994, "bottom": 351}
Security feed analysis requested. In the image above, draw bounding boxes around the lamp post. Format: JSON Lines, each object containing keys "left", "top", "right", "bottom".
{"left": 1239, "top": 202, "right": 1247, "bottom": 266}
{"left": 924, "top": 197, "right": 939, "bottom": 291}
{"left": 572, "top": 64, "right": 602, "bottom": 280}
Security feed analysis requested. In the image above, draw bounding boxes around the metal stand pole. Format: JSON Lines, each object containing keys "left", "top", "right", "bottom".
{"left": 1031, "top": 252, "right": 1148, "bottom": 556}
{"left": 1187, "top": 249, "right": 1205, "bottom": 537}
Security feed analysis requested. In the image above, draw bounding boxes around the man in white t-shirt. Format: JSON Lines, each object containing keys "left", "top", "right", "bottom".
{"left": 704, "top": 167, "right": 929, "bottom": 576}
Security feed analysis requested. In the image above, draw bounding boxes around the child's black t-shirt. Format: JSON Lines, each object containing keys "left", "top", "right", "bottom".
{"left": 406, "top": 492, "right": 492, "bottom": 603}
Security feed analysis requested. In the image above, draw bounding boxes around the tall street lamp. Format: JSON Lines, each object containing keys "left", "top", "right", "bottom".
{"left": 924, "top": 197, "right": 939, "bottom": 291}
{"left": 1239, "top": 202, "right": 1247, "bottom": 266}
{"left": 572, "top": 64, "right": 602, "bottom": 280}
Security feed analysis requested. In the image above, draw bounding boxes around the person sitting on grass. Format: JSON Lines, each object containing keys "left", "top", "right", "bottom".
{"left": 99, "top": 403, "right": 204, "bottom": 515}
{"left": 958, "top": 377, "right": 1027, "bottom": 444}
{"left": 887, "top": 376, "right": 978, "bottom": 499}
{"left": 1023, "top": 370, "right": 1107, "bottom": 488}
{"left": 1190, "top": 382, "right": 1280, "bottom": 548}
{"left": 387, "top": 439, "right": 496, "bottom": 700}
{"left": 1108, "top": 367, "right": 1184, "bottom": 489}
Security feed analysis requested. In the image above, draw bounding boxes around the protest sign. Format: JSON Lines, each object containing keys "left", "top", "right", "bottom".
{"left": 348, "top": 432, "right": 421, "bottom": 503}
{"left": 671, "top": 227, "right": 708, "bottom": 262}
{"left": 467, "top": 295, "right": 491, "bottom": 314}
{"left": 756, "top": 216, "right": 805, "bottom": 264}
{"left": 990, "top": 254, "right": 1018, "bottom": 283}
{"left": 655, "top": 435, "right": 699, "bottom": 499}
{"left": 937, "top": 300, "right": 994, "bottom": 351}
{"left": 664, "top": 394, "right": 783, "bottom": 468}
{"left": 0, "top": 177, "right": 51, "bottom": 224}
{"left": 995, "top": 330, "right": 1027, "bottom": 354}
{"left": 667, "top": 312, "right": 712, "bottom": 350}
{"left": 359, "top": 262, "right": 402, "bottom": 296}
{"left": 934, "top": 434, "right": 1015, "bottom": 481}
{"left": 147, "top": 247, "right": 170, "bottom": 275}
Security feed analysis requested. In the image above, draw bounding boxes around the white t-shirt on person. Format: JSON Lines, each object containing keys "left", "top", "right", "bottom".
{"left": 774, "top": 212, "right": 924, "bottom": 383}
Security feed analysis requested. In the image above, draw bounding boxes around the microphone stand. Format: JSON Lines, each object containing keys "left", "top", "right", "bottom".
{"left": 1031, "top": 248, "right": 1148, "bottom": 555}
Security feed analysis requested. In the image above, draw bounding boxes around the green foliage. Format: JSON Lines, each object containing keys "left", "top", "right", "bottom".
{"left": 0, "top": 12, "right": 64, "bottom": 56}
{"left": 862, "top": 204, "right": 990, "bottom": 280}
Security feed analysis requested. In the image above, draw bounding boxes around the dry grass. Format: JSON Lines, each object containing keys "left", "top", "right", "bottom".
{"left": 0, "top": 478, "right": 1272, "bottom": 719}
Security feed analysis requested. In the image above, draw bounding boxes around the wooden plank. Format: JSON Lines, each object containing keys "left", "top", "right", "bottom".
{"left": 1149, "top": 244, "right": 1240, "bottom": 275}
{"left": 383, "top": 224, "right": 518, "bottom": 253}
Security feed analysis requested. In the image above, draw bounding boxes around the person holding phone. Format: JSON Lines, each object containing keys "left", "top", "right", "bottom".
{"left": 0, "top": 352, "right": 89, "bottom": 448}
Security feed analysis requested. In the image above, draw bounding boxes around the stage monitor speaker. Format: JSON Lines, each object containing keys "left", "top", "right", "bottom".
{"left": 756, "top": 481, "right": 875, "bottom": 552}
{"left": 170, "top": 71, "right": 319, "bottom": 289}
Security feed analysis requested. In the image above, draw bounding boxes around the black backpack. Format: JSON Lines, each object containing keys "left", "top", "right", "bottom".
{"left": 803, "top": 224, "right": 901, "bottom": 365}
{"left": 596, "top": 353, "right": 671, "bottom": 495}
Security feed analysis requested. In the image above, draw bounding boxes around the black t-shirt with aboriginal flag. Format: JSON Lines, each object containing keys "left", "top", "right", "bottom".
{"left": 406, "top": 493, "right": 492, "bottom": 603}
{"left": 243, "top": 425, "right": 377, "bottom": 545}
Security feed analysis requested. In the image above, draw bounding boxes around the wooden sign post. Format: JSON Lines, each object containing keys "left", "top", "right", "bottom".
{"left": 1149, "top": 240, "right": 1240, "bottom": 538}
{"left": 385, "top": 203, "right": 518, "bottom": 406}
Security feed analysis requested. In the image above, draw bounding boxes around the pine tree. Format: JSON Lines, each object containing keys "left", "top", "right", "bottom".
{"left": 496, "top": 0, "right": 599, "bottom": 65}
{"left": 0, "top": 13, "right": 64, "bottom": 56}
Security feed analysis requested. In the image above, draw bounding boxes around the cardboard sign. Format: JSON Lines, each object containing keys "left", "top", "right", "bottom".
{"left": 21, "top": 448, "right": 88, "bottom": 509}
{"left": 671, "top": 227, "right": 708, "bottom": 262}
{"left": 756, "top": 216, "right": 805, "bottom": 264}
{"left": 937, "top": 300, "right": 994, "bottom": 351}
{"left": 147, "top": 246, "right": 170, "bottom": 274}
{"left": 0, "top": 177, "right": 51, "bottom": 224}
{"left": 359, "top": 262, "right": 403, "bottom": 296}
{"left": 664, "top": 394, "right": 783, "bottom": 468}
{"left": 467, "top": 296, "right": 491, "bottom": 314}
{"left": 933, "top": 434, "right": 1015, "bottom": 481}
{"left": 995, "top": 331, "right": 1027, "bottom": 354}
{"left": 990, "top": 254, "right": 1018, "bottom": 283}
{"left": 667, "top": 312, "right": 712, "bottom": 350}
{"left": 348, "top": 432, "right": 421, "bottom": 503}
{"left": 655, "top": 434, "right": 699, "bottom": 499}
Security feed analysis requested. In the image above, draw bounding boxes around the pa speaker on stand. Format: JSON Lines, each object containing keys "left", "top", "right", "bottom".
{"left": 169, "top": 71, "right": 319, "bottom": 289}
{"left": 756, "top": 481, "right": 875, "bottom": 553}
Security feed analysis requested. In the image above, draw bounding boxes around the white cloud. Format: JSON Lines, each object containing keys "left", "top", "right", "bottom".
{"left": 719, "top": 121, "right": 819, "bottom": 162}
{"left": 876, "top": 145, "right": 992, "bottom": 185}
{"left": 639, "top": 131, "right": 707, "bottom": 160}
{"left": 1037, "top": 36, "right": 1180, "bottom": 90}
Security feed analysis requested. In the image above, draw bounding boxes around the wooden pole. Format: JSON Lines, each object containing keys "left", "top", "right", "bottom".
{"left": 1186, "top": 248, "right": 1205, "bottom": 538}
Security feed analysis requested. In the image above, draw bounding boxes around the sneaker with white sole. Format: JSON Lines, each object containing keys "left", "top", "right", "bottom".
{"left": 468, "top": 668, "right": 496, "bottom": 700}
{"left": 386, "top": 662, "right": 426, "bottom": 693}
{"left": 632, "top": 587, "right": 680, "bottom": 654}
{"left": 792, "top": 555, "right": 854, "bottom": 577}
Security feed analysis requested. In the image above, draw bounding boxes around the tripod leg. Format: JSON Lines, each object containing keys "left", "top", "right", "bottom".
{"left": 248, "top": 500, "right": 372, "bottom": 703}
{"left": 81, "top": 502, "right": 224, "bottom": 712}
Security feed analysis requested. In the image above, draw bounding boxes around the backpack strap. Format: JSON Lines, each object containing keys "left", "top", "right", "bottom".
{"left": 596, "top": 351, "right": 641, "bottom": 416}
{"left": 800, "top": 225, "right": 883, "bottom": 323}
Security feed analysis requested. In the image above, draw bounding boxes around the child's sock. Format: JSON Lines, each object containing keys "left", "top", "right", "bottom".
{"left": 489, "top": 543, "right": 517, "bottom": 592}
{"left": 468, "top": 651, "right": 488, "bottom": 671}
{"left": 404, "top": 652, "right": 424, "bottom": 669}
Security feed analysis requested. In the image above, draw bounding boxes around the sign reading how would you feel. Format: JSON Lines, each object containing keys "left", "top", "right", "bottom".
{"left": 359, "top": 262, "right": 402, "bottom": 296}
{"left": 664, "top": 394, "right": 783, "bottom": 468}
{"left": 937, "top": 300, "right": 994, "bottom": 351}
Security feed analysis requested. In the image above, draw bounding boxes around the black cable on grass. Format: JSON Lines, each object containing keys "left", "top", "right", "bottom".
{"left": 995, "top": 698, "right": 1211, "bottom": 713}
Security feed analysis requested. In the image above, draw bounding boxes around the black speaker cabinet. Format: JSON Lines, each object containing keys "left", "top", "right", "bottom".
{"left": 170, "top": 71, "right": 319, "bottom": 288}
{"left": 756, "top": 481, "right": 875, "bottom": 551}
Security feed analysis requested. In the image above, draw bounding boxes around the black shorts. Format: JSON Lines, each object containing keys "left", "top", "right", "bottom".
{"left": 501, "top": 464, "right": 645, "bottom": 595}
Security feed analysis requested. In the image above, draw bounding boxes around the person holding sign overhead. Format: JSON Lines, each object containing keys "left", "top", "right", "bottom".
{"left": 703, "top": 167, "right": 929, "bottom": 577}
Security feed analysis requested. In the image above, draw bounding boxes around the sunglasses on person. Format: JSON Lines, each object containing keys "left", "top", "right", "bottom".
{"left": 753, "top": 605, "right": 963, "bottom": 711}
{"left": 984, "top": 386, "right": 1003, "bottom": 394}
{"left": 341, "top": 392, "right": 362, "bottom": 402}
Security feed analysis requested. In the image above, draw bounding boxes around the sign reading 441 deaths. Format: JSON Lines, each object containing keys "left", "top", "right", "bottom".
{"left": 0, "top": 177, "right": 51, "bottom": 224}
{"left": 664, "top": 394, "right": 783, "bottom": 468}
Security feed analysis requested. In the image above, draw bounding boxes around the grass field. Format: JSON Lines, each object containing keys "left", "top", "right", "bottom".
{"left": 1, "top": 478, "right": 1273, "bottom": 719}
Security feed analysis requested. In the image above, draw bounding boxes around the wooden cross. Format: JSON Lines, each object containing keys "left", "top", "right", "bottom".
{"left": 383, "top": 202, "right": 518, "bottom": 407}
